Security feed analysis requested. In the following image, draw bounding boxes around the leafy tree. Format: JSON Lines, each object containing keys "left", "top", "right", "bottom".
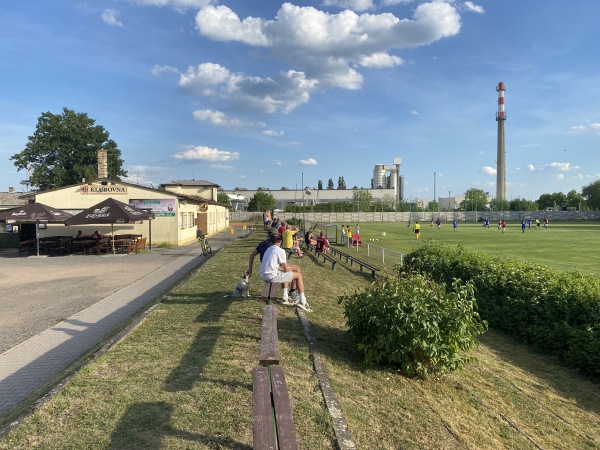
{"left": 427, "top": 200, "right": 438, "bottom": 212}
{"left": 327, "top": 178, "right": 334, "bottom": 189}
{"left": 566, "top": 189, "right": 584, "bottom": 209}
{"left": 337, "top": 176, "right": 346, "bottom": 189}
{"left": 10, "top": 107, "right": 126, "bottom": 190}
{"left": 582, "top": 180, "right": 600, "bottom": 210}
{"left": 217, "top": 192, "right": 231, "bottom": 206}
{"left": 551, "top": 192, "right": 567, "bottom": 209}
{"left": 460, "top": 188, "right": 488, "bottom": 211}
{"left": 317, "top": 180, "right": 323, "bottom": 190}
{"left": 247, "top": 191, "right": 276, "bottom": 212}
{"left": 380, "top": 194, "right": 397, "bottom": 211}
{"left": 490, "top": 198, "right": 510, "bottom": 211}
{"left": 352, "top": 189, "right": 373, "bottom": 212}
{"left": 536, "top": 194, "right": 554, "bottom": 209}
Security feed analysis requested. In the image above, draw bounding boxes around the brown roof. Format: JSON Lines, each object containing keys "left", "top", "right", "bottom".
{"left": 160, "top": 180, "right": 220, "bottom": 187}
{"left": 0, "top": 192, "right": 28, "bottom": 208}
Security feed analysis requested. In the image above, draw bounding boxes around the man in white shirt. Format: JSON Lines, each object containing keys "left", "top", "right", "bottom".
{"left": 259, "top": 234, "right": 312, "bottom": 312}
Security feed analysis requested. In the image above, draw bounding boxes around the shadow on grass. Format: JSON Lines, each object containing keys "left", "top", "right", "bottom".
{"left": 163, "top": 291, "right": 256, "bottom": 392}
{"left": 479, "top": 330, "right": 600, "bottom": 417}
{"left": 108, "top": 401, "right": 251, "bottom": 450}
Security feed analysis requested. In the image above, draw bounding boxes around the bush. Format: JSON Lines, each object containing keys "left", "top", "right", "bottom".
{"left": 339, "top": 272, "right": 487, "bottom": 378}
{"left": 406, "top": 243, "right": 600, "bottom": 377}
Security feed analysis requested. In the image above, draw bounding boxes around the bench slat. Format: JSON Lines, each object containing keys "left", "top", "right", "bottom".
{"left": 259, "top": 304, "right": 280, "bottom": 366}
{"left": 252, "top": 367, "right": 277, "bottom": 449}
{"left": 270, "top": 366, "right": 299, "bottom": 450}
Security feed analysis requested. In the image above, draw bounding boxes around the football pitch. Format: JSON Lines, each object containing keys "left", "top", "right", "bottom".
{"left": 346, "top": 221, "right": 600, "bottom": 277}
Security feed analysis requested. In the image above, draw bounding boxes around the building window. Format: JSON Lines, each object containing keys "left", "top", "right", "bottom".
{"left": 180, "top": 212, "right": 186, "bottom": 230}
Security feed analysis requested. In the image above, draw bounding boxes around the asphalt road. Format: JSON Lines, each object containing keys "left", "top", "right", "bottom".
{"left": 0, "top": 246, "right": 197, "bottom": 354}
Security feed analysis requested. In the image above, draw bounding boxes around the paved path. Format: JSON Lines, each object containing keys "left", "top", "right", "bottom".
{"left": 0, "top": 228, "right": 248, "bottom": 417}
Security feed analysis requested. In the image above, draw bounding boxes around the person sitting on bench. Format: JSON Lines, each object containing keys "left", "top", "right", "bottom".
{"left": 315, "top": 231, "right": 330, "bottom": 253}
{"left": 259, "top": 234, "right": 312, "bottom": 312}
{"left": 282, "top": 225, "right": 303, "bottom": 258}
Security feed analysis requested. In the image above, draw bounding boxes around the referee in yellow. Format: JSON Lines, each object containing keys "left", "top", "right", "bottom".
{"left": 414, "top": 221, "right": 421, "bottom": 239}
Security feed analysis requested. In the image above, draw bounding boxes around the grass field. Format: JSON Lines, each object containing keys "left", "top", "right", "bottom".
{"left": 330, "top": 221, "right": 600, "bottom": 276}
{"left": 1, "top": 229, "right": 599, "bottom": 449}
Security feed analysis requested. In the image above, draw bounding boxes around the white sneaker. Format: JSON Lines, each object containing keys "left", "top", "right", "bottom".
{"left": 281, "top": 298, "right": 299, "bottom": 306}
{"left": 297, "top": 301, "right": 313, "bottom": 312}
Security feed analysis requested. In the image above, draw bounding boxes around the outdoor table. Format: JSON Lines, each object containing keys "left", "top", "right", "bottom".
{"left": 72, "top": 239, "right": 97, "bottom": 255}
{"left": 113, "top": 238, "right": 134, "bottom": 254}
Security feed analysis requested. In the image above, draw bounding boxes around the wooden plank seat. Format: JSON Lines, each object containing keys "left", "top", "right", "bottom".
{"left": 327, "top": 247, "right": 379, "bottom": 278}
{"left": 259, "top": 304, "right": 280, "bottom": 366}
{"left": 252, "top": 366, "right": 299, "bottom": 450}
{"left": 306, "top": 244, "right": 337, "bottom": 270}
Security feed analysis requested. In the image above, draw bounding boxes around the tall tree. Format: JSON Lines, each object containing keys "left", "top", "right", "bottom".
{"left": 327, "top": 178, "right": 334, "bottom": 189}
{"left": 352, "top": 189, "right": 373, "bottom": 212}
{"left": 460, "top": 188, "right": 488, "bottom": 211}
{"left": 566, "top": 189, "right": 584, "bottom": 208}
{"left": 217, "top": 192, "right": 231, "bottom": 206}
{"left": 247, "top": 191, "right": 276, "bottom": 212}
{"left": 582, "top": 180, "right": 600, "bottom": 210}
{"left": 337, "top": 176, "right": 346, "bottom": 189}
{"left": 317, "top": 180, "right": 323, "bottom": 190}
{"left": 11, "top": 107, "right": 126, "bottom": 190}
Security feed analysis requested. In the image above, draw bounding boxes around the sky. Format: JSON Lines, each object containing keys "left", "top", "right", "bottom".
{"left": 1, "top": 0, "right": 599, "bottom": 202}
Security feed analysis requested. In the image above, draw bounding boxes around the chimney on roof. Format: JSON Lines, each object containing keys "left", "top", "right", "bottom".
{"left": 9, "top": 186, "right": 15, "bottom": 193}
{"left": 97, "top": 149, "right": 108, "bottom": 179}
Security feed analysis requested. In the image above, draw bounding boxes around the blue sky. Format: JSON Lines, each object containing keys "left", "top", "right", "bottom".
{"left": 1, "top": 0, "right": 599, "bottom": 202}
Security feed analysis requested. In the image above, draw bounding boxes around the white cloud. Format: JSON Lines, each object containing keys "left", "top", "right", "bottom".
{"left": 298, "top": 158, "right": 318, "bottom": 165}
{"left": 263, "top": 130, "right": 285, "bottom": 136}
{"left": 464, "top": 2, "right": 485, "bottom": 14}
{"left": 568, "top": 122, "right": 600, "bottom": 134}
{"left": 555, "top": 173, "right": 565, "bottom": 181}
{"left": 180, "top": 63, "right": 318, "bottom": 113}
{"left": 210, "top": 164, "right": 236, "bottom": 171}
{"left": 322, "top": 0, "right": 374, "bottom": 12}
{"left": 410, "top": 110, "right": 419, "bottom": 116}
{"left": 481, "top": 166, "right": 496, "bottom": 176}
{"left": 172, "top": 145, "right": 240, "bottom": 162}
{"left": 359, "top": 52, "right": 404, "bottom": 68}
{"left": 151, "top": 65, "right": 179, "bottom": 76}
{"left": 272, "top": 160, "right": 283, "bottom": 165}
{"left": 526, "top": 164, "right": 535, "bottom": 171}
{"left": 196, "top": 2, "right": 461, "bottom": 92}
{"left": 101, "top": 9, "right": 123, "bottom": 27}
{"left": 192, "top": 109, "right": 266, "bottom": 128}
{"left": 546, "top": 162, "right": 579, "bottom": 172}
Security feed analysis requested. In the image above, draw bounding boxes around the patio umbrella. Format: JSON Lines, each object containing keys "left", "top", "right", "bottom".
{"left": 64, "top": 197, "right": 155, "bottom": 254}
{"left": 0, "top": 203, "right": 73, "bottom": 256}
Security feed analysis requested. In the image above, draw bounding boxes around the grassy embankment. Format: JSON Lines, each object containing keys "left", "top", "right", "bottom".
{"left": 1, "top": 227, "right": 599, "bottom": 449}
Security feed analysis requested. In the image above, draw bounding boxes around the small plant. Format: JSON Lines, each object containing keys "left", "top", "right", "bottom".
{"left": 339, "top": 272, "right": 487, "bottom": 377}
{"left": 153, "top": 241, "right": 173, "bottom": 249}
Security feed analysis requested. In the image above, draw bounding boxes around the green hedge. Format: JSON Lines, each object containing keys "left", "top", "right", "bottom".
{"left": 405, "top": 243, "right": 600, "bottom": 377}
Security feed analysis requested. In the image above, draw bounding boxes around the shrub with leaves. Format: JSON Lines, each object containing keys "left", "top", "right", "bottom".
{"left": 406, "top": 242, "right": 600, "bottom": 377}
{"left": 339, "top": 272, "right": 487, "bottom": 377}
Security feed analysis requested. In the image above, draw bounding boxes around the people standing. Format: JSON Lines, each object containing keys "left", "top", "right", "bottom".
{"left": 501, "top": 220, "right": 506, "bottom": 234}
{"left": 544, "top": 217, "right": 549, "bottom": 230}
{"left": 521, "top": 218, "right": 526, "bottom": 233}
{"left": 355, "top": 223, "right": 360, "bottom": 235}
{"left": 535, "top": 218, "right": 540, "bottom": 229}
{"left": 436, "top": 217, "right": 441, "bottom": 229}
{"left": 414, "top": 221, "right": 421, "bottom": 239}
{"left": 453, "top": 219, "right": 458, "bottom": 232}
{"left": 407, "top": 217, "right": 412, "bottom": 227}
{"left": 346, "top": 225, "right": 352, "bottom": 247}
{"left": 340, "top": 224, "right": 346, "bottom": 246}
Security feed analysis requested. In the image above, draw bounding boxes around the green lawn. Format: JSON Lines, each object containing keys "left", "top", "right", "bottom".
{"left": 338, "top": 221, "right": 600, "bottom": 276}
{"left": 1, "top": 230, "right": 599, "bottom": 449}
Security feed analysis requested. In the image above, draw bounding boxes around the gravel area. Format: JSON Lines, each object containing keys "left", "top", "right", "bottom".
{"left": 0, "top": 246, "right": 197, "bottom": 353}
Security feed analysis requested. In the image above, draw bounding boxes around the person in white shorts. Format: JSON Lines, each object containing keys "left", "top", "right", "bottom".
{"left": 259, "top": 234, "right": 312, "bottom": 312}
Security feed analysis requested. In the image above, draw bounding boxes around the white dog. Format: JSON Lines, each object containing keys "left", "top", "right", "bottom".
{"left": 224, "top": 273, "right": 251, "bottom": 298}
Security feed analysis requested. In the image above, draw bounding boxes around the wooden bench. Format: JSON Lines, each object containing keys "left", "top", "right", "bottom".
{"left": 135, "top": 237, "right": 147, "bottom": 253}
{"left": 252, "top": 366, "right": 298, "bottom": 450}
{"left": 306, "top": 244, "right": 337, "bottom": 270}
{"left": 328, "top": 247, "right": 379, "bottom": 278}
{"left": 259, "top": 305, "right": 280, "bottom": 366}
{"left": 350, "top": 257, "right": 379, "bottom": 279}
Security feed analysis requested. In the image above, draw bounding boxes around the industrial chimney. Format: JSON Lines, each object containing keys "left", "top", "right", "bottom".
{"left": 97, "top": 149, "right": 108, "bottom": 179}
{"left": 495, "top": 82, "right": 507, "bottom": 201}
